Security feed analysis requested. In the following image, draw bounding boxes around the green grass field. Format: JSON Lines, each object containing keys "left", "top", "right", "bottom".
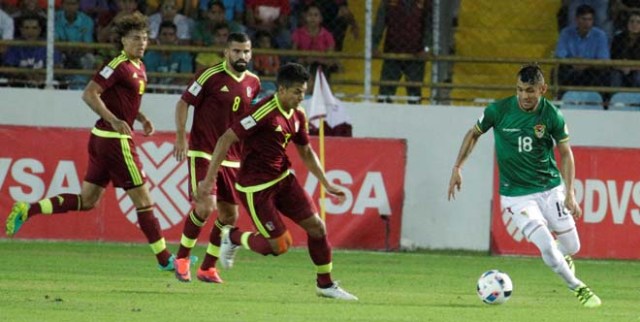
{"left": 0, "top": 240, "right": 637, "bottom": 322}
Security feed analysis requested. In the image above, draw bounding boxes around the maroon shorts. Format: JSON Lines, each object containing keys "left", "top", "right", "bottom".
{"left": 236, "top": 173, "right": 316, "bottom": 238}
{"left": 84, "top": 134, "right": 146, "bottom": 190}
{"left": 188, "top": 156, "right": 239, "bottom": 204}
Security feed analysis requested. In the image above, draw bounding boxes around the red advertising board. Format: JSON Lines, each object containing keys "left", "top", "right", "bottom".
{"left": 0, "top": 125, "right": 406, "bottom": 250}
{"left": 490, "top": 146, "right": 640, "bottom": 259}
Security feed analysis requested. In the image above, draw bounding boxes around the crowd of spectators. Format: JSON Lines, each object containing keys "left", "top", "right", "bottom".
{"left": 0, "top": 0, "right": 360, "bottom": 91}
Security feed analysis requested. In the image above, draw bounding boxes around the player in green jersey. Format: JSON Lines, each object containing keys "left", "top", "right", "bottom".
{"left": 447, "top": 64, "right": 601, "bottom": 308}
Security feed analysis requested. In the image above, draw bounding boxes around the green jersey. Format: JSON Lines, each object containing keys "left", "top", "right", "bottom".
{"left": 476, "top": 96, "right": 569, "bottom": 196}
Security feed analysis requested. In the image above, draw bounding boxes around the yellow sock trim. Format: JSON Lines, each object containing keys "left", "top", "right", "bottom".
{"left": 150, "top": 238, "right": 166, "bottom": 255}
{"left": 214, "top": 219, "right": 224, "bottom": 230}
{"left": 206, "top": 243, "right": 220, "bottom": 257}
{"left": 241, "top": 232, "right": 252, "bottom": 250}
{"left": 180, "top": 234, "right": 197, "bottom": 248}
{"left": 189, "top": 211, "right": 205, "bottom": 227}
{"left": 39, "top": 199, "right": 53, "bottom": 215}
{"left": 317, "top": 263, "right": 333, "bottom": 274}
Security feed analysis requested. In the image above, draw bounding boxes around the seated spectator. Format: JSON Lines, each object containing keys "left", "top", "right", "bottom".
{"left": 245, "top": 0, "right": 291, "bottom": 48}
{"left": 292, "top": 4, "right": 336, "bottom": 80}
{"left": 3, "top": 14, "right": 62, "bottom": 87}
{"left": 11, "top": 0, "right": 46, "bottom": 38}
{"left": 567, "top": 0, "right": 611, "bottom": 31}
{"left": 96, "top": 0, "right": 139, "bottom": 43}
{"left": 7, "top": 0, "right": 60, "bottom": 19}
{"left": 55, "top": 0, "right": 95, "bottom": 89}
{"left": 611, "top": 10, "right": 640, "bottom": 87}
{"left": 194, "top": 22, "right": 228, "bottom": 72}
{"left": 148, "top": 0, "right": 194, "bottom": 44}
{"left": 252, "top": 30, "right": 279, "bottom": 96}
{"left": 611, "top": 0, "right": 640, "bottom": 33}
{"left": 146, "top": 0, "right": 198, "bottom": 18}
{"left": 0, "top": 7, "right": 14, "bottom": 42}
{"left": 198, "top": 0, "right": 243, "bottom": 23}
{"left": 191, "top": 0, "right": 243, "bottom": 46}
{"left": 144, "top": 21, "right": 193, "bottom": 93}
{"left": 556, "top": 4, "right": 610, "bottom": 88}
{"left": 300, "top": 0, "right": 359, "bottom": 51}
{"left": 79, "top": 0, "right": 111, "bottom": 20}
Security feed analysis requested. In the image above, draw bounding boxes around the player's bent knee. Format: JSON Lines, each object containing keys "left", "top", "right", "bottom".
{"left": 270, "top": 231, "right": 293, "bottom": 256}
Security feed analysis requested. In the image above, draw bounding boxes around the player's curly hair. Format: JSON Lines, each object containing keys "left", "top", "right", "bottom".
{"left": 276, "top": 63, "right": 310, "bottom": 89}
{"left": 517, "top": 63, "right": 544, "bottom": 85}
{"left": 113, "top": 12, "right": 149, "bottom": 50}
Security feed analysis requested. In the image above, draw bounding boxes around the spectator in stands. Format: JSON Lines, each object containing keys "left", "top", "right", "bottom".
{"left": 144, "top": 21, "right": 193, "bottom": 93}
{"left": 55, "top": 0, "right": 95, "bottom": 89}
{"left": 198, "top": 0, "right": 243, "bottom": 23}
{"left": 372, "top": 0, "right": 432, "bottom": 104}
{"left": 245, "top": 0, "right": 291, "bottom": 49}
{"left": 194, "top": 21, "right": 228, "bottom": 72}
{"left": 252, "top": 30, "right": 279, "bottom": 96}
{"left": 96, "top": 0, "right": 139, "bottom": 43}
{"left": 610, "top": 10, "right": 640, "bottom": 87}
{"left": 79, "top": 0, "right": 110, "bottom": 20}
{"left": 11, "top": 0, "right": 46, "bottom": 38}
{"left": 292, "top": 4, "right": 336, "bottom": 81}
{"left": 611, "top": 0, "right": 640, "bottom": 33}
{"left": 0, "top": 7, "right": 14, "bottom": 42}
{"left": 3, "top": 14, "right": 62, "bottom": 87}
{"left": 299, "top": 0, "right": 359, "bottom": 51}
{"left": 9, "top": 0, "right": 58, "bottom": 22}
{"left": 556, "top": 4, "right": 610, "bottom": 88}
{"left": 566, "top": 0, "right": 611, "bottom": 33}
{"left": 148, "top": 0, "right": 193, "bottom": 44}
{"left": 146, "top": 0, "right": 198, "bottom": 18}
{"left": 191, "top": 0, "right": 243, "bottom": 46}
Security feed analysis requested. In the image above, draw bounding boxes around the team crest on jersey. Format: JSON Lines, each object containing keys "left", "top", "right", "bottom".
{"left": 132, "top": 73, "right": 138, "bottom": 79}
{"left": 99, "top": 66, "right": 114, "bottom": 79}
{"left": 534, "top": 124, "right": 546, "bottom": 138}
{"left": 188, "top": 82, "right": 202, "bottom": 96}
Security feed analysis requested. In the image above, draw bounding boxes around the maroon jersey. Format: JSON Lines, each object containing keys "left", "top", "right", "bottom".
{"left": 92, "top": 51, "right": 147, "bottom": 130}
{"left": 231, "top": 94, "right": 310, "bottom": 187}
{"left": 181, "top": 62, "right": 261, "bottom": 161}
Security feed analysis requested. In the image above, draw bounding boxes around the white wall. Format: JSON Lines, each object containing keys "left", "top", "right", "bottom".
{"left": 2, "top": 88, "right": 640, "bottom": 250}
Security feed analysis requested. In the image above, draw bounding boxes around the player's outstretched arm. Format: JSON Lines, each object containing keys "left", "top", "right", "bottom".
{"left": 173, "top": 99, "right": 190, "bottom": 161}
{"left": 448, "top": 127, "right": 482, "bottom": 201}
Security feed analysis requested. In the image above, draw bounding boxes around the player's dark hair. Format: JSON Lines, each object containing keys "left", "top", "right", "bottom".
{"left": 227, "top": 32, "right": 251, "bottom": 46}
{"left": 276, "top": 63, "right": 310, "bottom": 89}
{"left": 113, "top": 12, "right": 149, "bottom": 50}
{"left": 517, "top": 63, "right": 544, "bottom": 85}
{"left": 576, "top": 4, "right": 595, "bottom": 18}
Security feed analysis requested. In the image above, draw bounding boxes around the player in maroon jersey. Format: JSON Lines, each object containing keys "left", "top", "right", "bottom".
{"left": 171, "top": 32, "right": 261, "bottom": 283}
{"left": 5, "top": 12, "right": 177, "bottom": 271}
{"left": 196, "top": 63, "right": 358, "bottom": 300}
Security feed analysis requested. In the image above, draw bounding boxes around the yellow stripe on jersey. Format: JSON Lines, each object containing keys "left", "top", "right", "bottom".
{"left": 120, "top": 137, "right": 143, "bottom": 186}
{"left": 196, "top": 63, "right": 225, "bottom": 85}
{"left": 91, "top": 127, "right": 131, "bottom": 139}
{"left": 252, "top": 99, "right": 278, "bottom": 121}
{"left": 107, "top": 52, "right": 128, "bottom": 69}
{"left": 187, "top": 150, "right": 239, "bottom": 167}
{"left": 235, "top": 170, "right": 290, "bottom": 193}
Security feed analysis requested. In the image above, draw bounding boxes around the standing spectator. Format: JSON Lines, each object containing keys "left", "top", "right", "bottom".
{"left": 55, "top": 0, "right": 95, "bottom": 89}
{"left": 292, "top": 4, "right": 335, "bottom": 80}
{"left": 148, "top": 0, "right": 193, "bottom": 44}
{"left": 245, "top": 0, "right": 291, "bottom": 48}
{"left": 300, "top": 0, "right": 359, "bottom": 51}
{"left": 3, "top": 14, "right": 62, "bottom": 87}
{"left": 144, "top": 21, "right": 193, "bottom": 93}
{"left": 191, "top": 0, "right": 243, "bottom": 46}
{"left": 372, "top": 0, "right": 432, "bottom": 104}
{"left": 610, "top": 10, "right": 640, "bottom": 87}
{"left": 194, "top": 22, "right": 228, "bottom": 71}
{"left": 0, "top": 6, "right": 14, "bottom": 42}
{"left": 556, "top": 4, "right": 610, "bottom": 88}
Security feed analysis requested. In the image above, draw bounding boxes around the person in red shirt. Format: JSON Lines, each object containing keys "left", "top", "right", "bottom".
{"left": 5, "top": 12, "right": 178, "bottom": 271}
{"left": 172, "top": 32, "right": 261, "bottom": 283}
{"left": 197, "top": 62, "right": 358, "bottom": 300}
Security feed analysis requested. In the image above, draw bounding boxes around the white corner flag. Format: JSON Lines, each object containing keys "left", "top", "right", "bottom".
{"left": 307, "top": 68, "right": 351, "bottom": 129}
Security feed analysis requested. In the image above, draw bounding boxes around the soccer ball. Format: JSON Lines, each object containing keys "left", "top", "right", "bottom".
{"left": 476, "top": 269, "right": 513, "bottom": 305}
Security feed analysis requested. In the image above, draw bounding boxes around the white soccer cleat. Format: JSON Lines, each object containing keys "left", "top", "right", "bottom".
{"left": 316, "top": 282, "right": 358, "bottom": 301}
{"left": 219, "top": 225, "right": 239, "bottom": 269}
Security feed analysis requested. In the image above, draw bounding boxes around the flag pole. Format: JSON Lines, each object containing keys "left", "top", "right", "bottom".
{"left": 319, "top": 116, "right": 326, "bottom": 222}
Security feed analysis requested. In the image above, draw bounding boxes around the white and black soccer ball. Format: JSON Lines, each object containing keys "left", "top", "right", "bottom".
{"left": 476, "top": 269, "right": 513, "bottom": 305}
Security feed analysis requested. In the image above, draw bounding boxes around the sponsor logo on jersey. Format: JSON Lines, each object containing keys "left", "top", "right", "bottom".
{"left": 188, "top": 82, "right": 202, "bottom": 96}
{"left": 99, "top": 66, "right": 114, "bottom": 79}
{"left": 534, "top": 124, "right": 546, "bottom": 138}
{"left": 502, "top": 128, "right": 521, "bottom": 132}
{"left": 220, "top": 85, "right": 229, "bottom": 92}
{"left": 132, "top": 73, "right": 138, "bottom": 79}
{"left": 275, "top": 125, "right": 282, "bottom": 132}
{"left": 246, "top": 87, "right": 252, "bottom": 97}
{"left": 241, "top": 116, "right": 257, "bottom": 129}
